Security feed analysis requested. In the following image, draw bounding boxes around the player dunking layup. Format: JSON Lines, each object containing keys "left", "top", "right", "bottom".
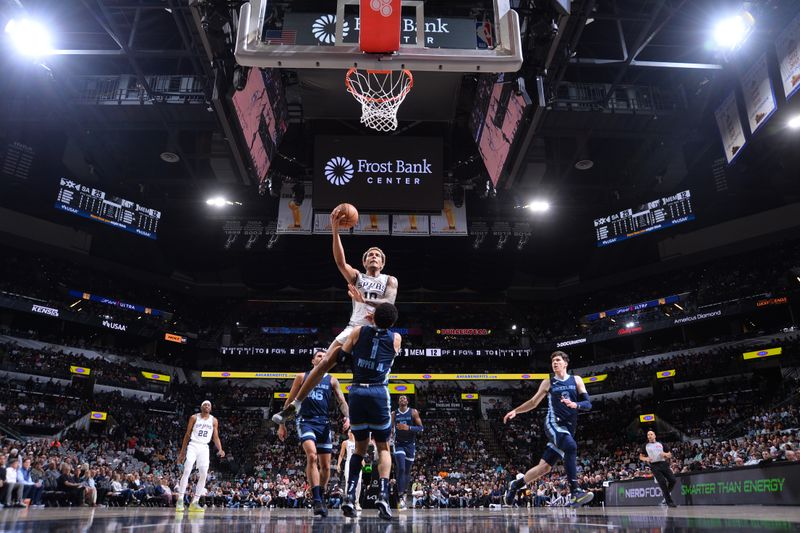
{"left": 392, "top": 395, "right": 423, "bottom": 510}
{"left": 272, "top": 206, "right": 398, "bottom": 426}
{"left": 329, "top": 206, "right": 398, "bottom": 347}
{"left": 277, "top": 350, "right": 350, "bottom": 517}
{"left": 273, "top": 303, "right": 401, "bottom": 521}
{"left": 503, "top": 351, "right": 594, "bottom": 508}
{"left": 176, "top": 400, "right": 224, "bottom": 512}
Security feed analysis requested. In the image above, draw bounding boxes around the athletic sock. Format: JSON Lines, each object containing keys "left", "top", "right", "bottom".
{"left": 347, "top": 454, "right": 363, "bottom": 499}
{"left": 380, "top": 477, "right": 390, "bottom": 501}
{"left": 312, "top": 485, "right": 322, "bottom": 502}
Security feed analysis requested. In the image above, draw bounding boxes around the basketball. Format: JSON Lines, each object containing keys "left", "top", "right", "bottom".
{"left": 335, "top": 203, "right": 359, "bottom": 229}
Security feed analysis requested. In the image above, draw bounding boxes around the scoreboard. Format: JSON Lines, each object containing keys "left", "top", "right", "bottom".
{"left": 594, "top": 190, "right": 694, "bottom": 247}
{"left": 55, "top": 178, "right": 161, "bottom": 240}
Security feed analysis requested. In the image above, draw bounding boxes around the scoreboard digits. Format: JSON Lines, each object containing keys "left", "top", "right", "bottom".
{"left": 55, "top": 178, "right": 161, "bottom": 240}
{"left": 594, "top": 190, "right": 694, "bottom": 247}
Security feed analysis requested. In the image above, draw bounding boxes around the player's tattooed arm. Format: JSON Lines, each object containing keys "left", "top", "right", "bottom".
{"left": 330, "top": 376, "right": 350, "bottom": 431}
{"left": 362, "top": 276, "right": 398, "bottom": 309}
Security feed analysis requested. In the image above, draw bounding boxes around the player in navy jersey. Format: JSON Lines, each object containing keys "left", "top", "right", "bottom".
{"left": 278, "top": 350, "right": 349, "bottom": 517}
{"left": 272, "top": 303, "right": 400, "bottom": 521}
{"left": 392, "top": 395, "right": 423, "bottom": 510}
{"left": 503, "top": 351, "right": 595, "bottom": 508}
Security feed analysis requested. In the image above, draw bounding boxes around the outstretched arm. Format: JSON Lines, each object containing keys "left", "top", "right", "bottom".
{"left": 278, "top": 374, "right": 305, "bottom": 440}
{"left": 331, "top": 209, "right": 359, "bottom": 284}
{"left": 504, "top": 379, "right": 550, "bottom": 423}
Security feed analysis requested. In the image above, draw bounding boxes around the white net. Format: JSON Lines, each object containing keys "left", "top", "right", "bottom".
{"left": 345, "top": 68, "right": 414, "bottom": 132}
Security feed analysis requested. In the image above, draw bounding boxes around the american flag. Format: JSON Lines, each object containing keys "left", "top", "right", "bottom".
{"left": 264, "top": 29, "right": 297, "bottom": 45}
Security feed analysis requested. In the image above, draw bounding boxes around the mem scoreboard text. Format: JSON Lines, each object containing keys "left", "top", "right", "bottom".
{"left": 55, "top": 178, "right": 161, "bottom": 239}
{"left": 594, "top": 190, "right": 694, "bottom": 247}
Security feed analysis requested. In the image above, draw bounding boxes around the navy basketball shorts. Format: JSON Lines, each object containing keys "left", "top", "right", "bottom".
{"left": 296, "top": 417, "right": 333, "bottom": 454}
{"left": 394, "top": 440, "right": 416, "bottom": 461}
{"left": 349, "top": 385, "right": 392, "bottom": 442}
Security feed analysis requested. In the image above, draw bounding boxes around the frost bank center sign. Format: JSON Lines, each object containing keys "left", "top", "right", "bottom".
{"left": 607, "top": 462, "right": 800, "bottom": 506}
{"left": 314, "top": 135, "right": 443, "bottom": 213}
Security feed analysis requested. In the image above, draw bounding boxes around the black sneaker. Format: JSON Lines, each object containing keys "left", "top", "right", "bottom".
{"left": 667, "top": 501, "right": 678, "bottom": 508}
{"left": 504, "top": 478, "right": 525, "bottom": 506}
{"left": 341, "top": 497, "right": 356, "bottom": 518}
{"left": 271, "top": 402, "right": 298, "bottom": 425}
{"left": 313, "top": 500, "right": 328, "bottom": 518}
{"left": 376, "top": 498, "right": 392, "bottom": 520}
{"left": 568, "top": 490, "right": 594, "bottom": 507}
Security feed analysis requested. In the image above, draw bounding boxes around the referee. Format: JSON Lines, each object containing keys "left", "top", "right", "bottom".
{"left": 639, "top": 430, "right": 678, "bottom": 508}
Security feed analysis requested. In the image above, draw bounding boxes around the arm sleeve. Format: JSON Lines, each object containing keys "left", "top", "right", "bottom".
{"left": 408, "top": 425, "right": 423, "bottom": 433}
{"left": 576, "top": 392, "right": 592, "bottom": 411}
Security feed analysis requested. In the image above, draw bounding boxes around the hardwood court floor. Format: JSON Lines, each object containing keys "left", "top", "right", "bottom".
{"left": 1, "top": 505, "right": 799, "bottom": 532}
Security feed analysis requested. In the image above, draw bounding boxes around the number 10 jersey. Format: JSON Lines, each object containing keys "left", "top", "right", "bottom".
{"left": 348, "top": 272, "right": 389, "bottom": 327}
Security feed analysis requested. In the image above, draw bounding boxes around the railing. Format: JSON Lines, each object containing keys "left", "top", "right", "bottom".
{"left": 552, "top": 82, "right": 682, "bottom": 113}
{"left": 72, "top": 75, "right": 208, "bottom": 105}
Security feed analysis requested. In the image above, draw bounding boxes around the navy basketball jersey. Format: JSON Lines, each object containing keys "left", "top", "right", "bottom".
{"left": 394, "top": 408, "right": 415, "bottom": 443}
{"left": 299, "top": 372, "right": 333, "bottom": 419}
{"left": 350, "top": 326, "right": 397, "bottom": 384}
{"left": 547, "top": 374, "right": 578, "bottom": 433}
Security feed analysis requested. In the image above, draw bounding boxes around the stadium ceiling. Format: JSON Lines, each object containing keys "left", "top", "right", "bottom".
{"left": 0, "top": 0, "right": 249, "bottom": 194}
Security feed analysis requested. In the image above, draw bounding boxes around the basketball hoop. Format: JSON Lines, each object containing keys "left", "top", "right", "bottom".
{"left": 345, "top": 68, "right": 413, "bottom": 132}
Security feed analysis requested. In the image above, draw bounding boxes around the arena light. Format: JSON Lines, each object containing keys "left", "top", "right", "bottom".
{"left": 712, "top": 12, "right": 755, "bottom": 51}
{"left": 206, "top": 196, "right": 241, "bottom": 208}
{"left": 526, "top": 200, "right": 551, "bottom": 213}
{"left": 789, "top": 115, "right": 800, "bottom": 129}
{"left": 4, "top": 18, "right": 53, "bottom": 57}
{"left": 625, "top": 321, "right": 636, "bottom": 328}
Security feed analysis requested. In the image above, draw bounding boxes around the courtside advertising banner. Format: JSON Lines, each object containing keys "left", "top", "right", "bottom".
{"left": 429, "top": 200, "right": 468, "bottom": 236}
{"left": 740, "top": 53, "right": 777, "bottom": 134}
{"left": 775, "top": 11, "right": 800, "bottom": 99}
{"left": 276, "top": 183, "right": 313, "bottom": 234}
{"left": 313, "top": 135, "right": 443, "bottom": 213}
{"left": 607, "top": 462, "right": 800, "bottom": 506}
{"left": 352, "top": 213, "right": 390, "bottom": 235}
{"left": 392, "top": 215, "right": 430, "bottom": 236}
{"left": 714, "top": 92, "right": 747, "bottom": 163}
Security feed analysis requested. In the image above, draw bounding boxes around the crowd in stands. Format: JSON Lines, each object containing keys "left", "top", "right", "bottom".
{"left": 2, "top": 352, "right": 799, "bottom": 510}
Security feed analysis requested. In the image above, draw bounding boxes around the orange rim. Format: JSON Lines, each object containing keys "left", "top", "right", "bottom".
{"left": 345, "top": 67, "right": 414, "bottom": 103}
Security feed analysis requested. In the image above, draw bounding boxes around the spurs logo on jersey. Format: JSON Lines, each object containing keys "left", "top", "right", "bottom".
{"left": 191, "top": 414, "right": 215, "bottom": 445}
{"left": 348, "top": 272, "right": 389, "bottom": 327}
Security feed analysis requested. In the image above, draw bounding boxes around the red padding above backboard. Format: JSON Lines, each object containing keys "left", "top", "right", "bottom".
{"left": 359, "top": 0, "right": 401, "bottom": 53}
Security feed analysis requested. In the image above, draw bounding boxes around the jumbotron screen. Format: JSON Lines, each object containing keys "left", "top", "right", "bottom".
{"left": 594, "top": 190, "right": 694, "bottom": 247}
{"left": 55, "top": 178, "right": 161, "bottom": 239}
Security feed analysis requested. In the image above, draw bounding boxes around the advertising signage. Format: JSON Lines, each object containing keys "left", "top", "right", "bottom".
{"left": 313, "top": 136, "right": 443, "bottom": 213}
{"left": 607, "top": 462, "right": 800, "bottom": 506}
{"left": 282, "top": 13, "right": 477, "bottom": 49}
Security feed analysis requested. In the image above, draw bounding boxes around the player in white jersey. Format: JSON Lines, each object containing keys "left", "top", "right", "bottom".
{"left": 176, "top": 400, "right": 225, "bottom": 512}
{"left": 337, "top": 431, "right": 363, "bottom": 512}
{"left": 330, "top": 206, "right": 398, "bottom": 347}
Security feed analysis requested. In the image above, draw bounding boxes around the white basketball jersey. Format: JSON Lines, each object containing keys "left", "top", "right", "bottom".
{"left": 190, "top": 414, "right": 215, "bottom": 445}
{"left": 348, "top": 272, "right": 389, "bottom": 327}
